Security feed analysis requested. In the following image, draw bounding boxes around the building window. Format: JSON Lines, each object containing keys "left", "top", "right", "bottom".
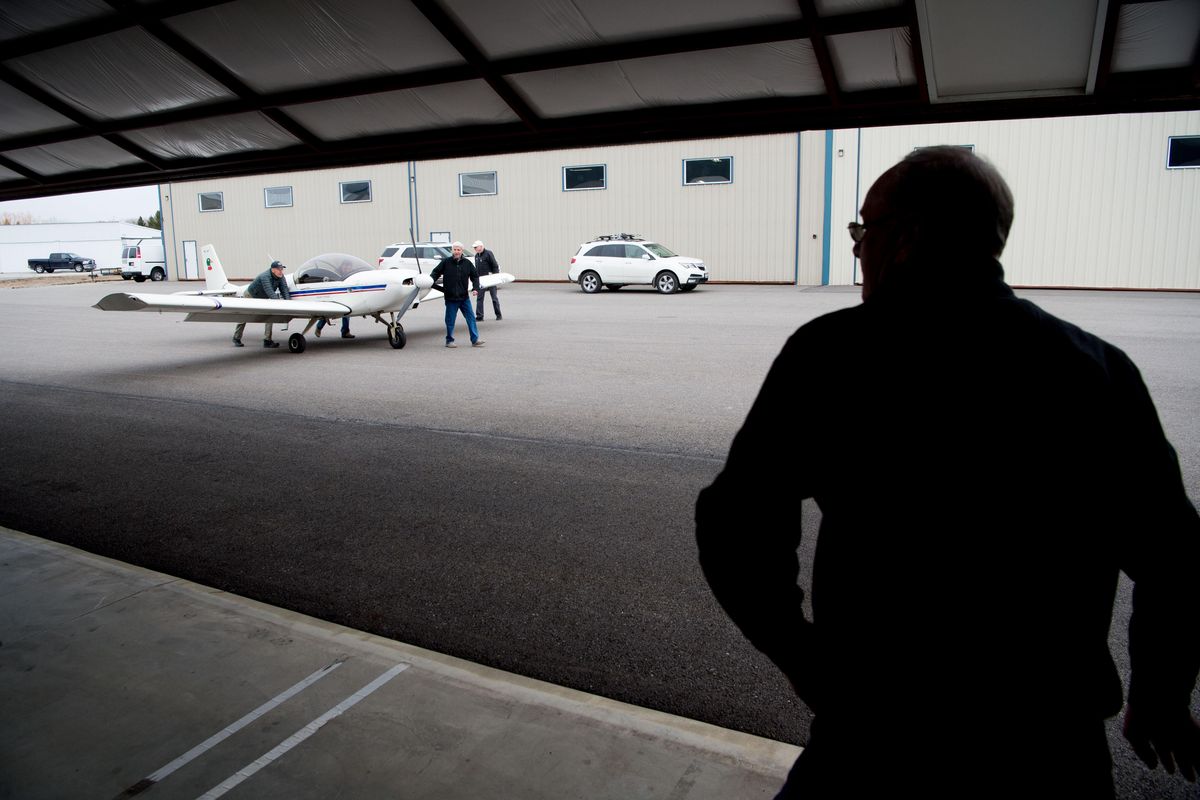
{"left": 198, "top": 192, "right": 224, "bottom": 212}
{"left": 264, "top": 186, "right": 293, "bottom": 208}
{"left": 340, "top": 180, "right": 372, "bottom": 203}
{"left": 1167, "top": 136, "right": 1200, "bottom": 169}
{"left": 563, "top": 164, "right": 607, "bottom": 191}
{"left": 459, "top": 172, "right": 498, "bottom": 196}
{"left": 683, "top": 157, "right": 733, "bottom": 185}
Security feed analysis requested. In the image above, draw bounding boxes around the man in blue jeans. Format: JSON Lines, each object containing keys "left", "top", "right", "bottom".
{"left": 430, "top": 242, "right": 485, "bottom": 348}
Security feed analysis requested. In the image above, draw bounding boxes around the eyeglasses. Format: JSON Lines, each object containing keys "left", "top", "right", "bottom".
{"left": 847, "top": 215, "right": 895, "bottom": 243}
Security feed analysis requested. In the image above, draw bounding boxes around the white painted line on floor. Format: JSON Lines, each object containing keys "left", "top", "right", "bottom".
{"left": 195, "top": 662, "right": 409, "bottom": 800}
{"left": 113, "top": 658, "right": 347, "bottom": 797}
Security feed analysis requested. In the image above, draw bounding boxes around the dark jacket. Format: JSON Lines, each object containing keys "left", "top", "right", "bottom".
{"left": 696, "top": 258, "right": 1199, "bottom": 732}
{"left": 430, "top": 255, "right": 481, "bottom": 302}
{"left": 474, "top": 248, "right": 500, "bottom": 275}
{"left": 245, "top": 268, "right": 291, "bottom": 300}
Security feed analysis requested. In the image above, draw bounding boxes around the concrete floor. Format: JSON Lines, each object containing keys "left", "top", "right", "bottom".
{"left": 1, "top": 528, "right": 799, "bottom": 799}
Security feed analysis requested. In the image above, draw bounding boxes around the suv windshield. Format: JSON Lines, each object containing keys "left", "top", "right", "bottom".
{"left": 643, "top": 243, "right": 677, "bottom": 258}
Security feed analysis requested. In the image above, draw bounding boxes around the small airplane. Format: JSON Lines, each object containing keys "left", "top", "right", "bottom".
{"left": 94, "top": 245, "right": 515, "bottom": 353}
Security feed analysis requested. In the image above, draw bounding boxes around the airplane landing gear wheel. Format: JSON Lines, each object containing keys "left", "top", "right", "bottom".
{"left": 388, "top": 325, "right": 407, "bottom": 349}
{"left": 288, "top": 333, "right": 306, "bottom": 353}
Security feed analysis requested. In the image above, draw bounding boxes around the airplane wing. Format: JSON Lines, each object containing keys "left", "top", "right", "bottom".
{"left": 423, "top": 271, "right": 515, "bottom": 302}
{"left": 172, "top": 288, "right": 241, "bottom": 297}
{"left": 94, "top": 293, "right": 350, "bottom": 323}
{"left": 481, "top": 272, "right": 515, "bottom": 289}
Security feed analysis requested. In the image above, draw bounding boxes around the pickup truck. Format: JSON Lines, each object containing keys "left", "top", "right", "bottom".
{"left": 28, "top": 253, "right": 97, "bottom": 273}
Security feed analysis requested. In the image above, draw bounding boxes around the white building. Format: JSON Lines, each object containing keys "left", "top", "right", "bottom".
{"left": 0, "top": 222, "right": 163, "bottom": 273}
{"left": 158, "top": 110, "right": 1200, "bottom": 289}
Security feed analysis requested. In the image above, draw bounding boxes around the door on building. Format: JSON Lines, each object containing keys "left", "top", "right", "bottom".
{"left": 183, "top": 240, "right": 199, "bottom": 279}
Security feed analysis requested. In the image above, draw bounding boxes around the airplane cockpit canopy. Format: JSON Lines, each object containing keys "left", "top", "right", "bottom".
{"left": 294, "top": 253, "right": 374, "bottom": 284}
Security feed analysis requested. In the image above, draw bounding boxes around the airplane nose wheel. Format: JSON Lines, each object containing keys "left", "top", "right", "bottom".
{"left": 288, "top": 333, "right": 307, "bottom": 353}
{"left": 388, "top": 324, "right": 407, "bottom": 349}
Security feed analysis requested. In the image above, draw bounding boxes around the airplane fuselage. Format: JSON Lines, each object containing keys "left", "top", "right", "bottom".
{"left": 286, "top": 269, "right": 432, "bottom": 317}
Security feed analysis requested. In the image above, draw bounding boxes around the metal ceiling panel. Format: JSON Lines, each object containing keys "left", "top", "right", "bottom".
{"left": 828, "top": 28, "right": 916, "bottom": 91}
{"left": 1112, "top": 1, "right": 1200, "bottom": 72}
{"left": 440, "top": 0, "right": 803, "bottom": 59}
{"left": 283, "top": 81, "right": 521, "bottom": 139}
{"left": 4, "top": 137, "right": 145, "bottom": 175}
{"left": 918, "top": 0, "right": 1100, "bottom": 100}
{"left": 167, "top": 0, "right": 466, "bottom": 93}
{"left": 0, "top": 0, "right": 112, "bottom": 42}
{"left": 0, "top": 82, "right": 74, "bottom": 138}
{"left": 511, "top": 41, "right": 823, "bottom": 118}
{"left": 6, "top": 27, "right": 234, "bottom": 119}
{"left": 120, "top": 112, "right": 301, "bottom": 159}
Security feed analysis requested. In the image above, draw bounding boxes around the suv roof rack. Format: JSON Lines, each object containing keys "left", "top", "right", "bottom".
{"left": 593, "top": 233, "right": 643, "bottom": 242}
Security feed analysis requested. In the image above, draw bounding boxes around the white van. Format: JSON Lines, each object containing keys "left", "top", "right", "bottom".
{"left": 120, "top": 237, "right": 167, "bottom": 282}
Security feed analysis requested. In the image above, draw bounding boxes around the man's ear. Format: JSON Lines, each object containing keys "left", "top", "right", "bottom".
{"left": 892, "top": 225, "right": 917, "bottom": 267}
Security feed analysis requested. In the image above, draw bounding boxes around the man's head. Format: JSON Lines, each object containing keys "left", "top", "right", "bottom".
{"left": 270, "top": 260, "right": 285, "bottom": 275}
{"left": 473, "top": 240, "right": 484, "bottom": 254}
{"left": 451, "top": 241, "right": 464, "bottom": 259}
{"left": 854, "top": 146, "right": 1014, "bottom": 299}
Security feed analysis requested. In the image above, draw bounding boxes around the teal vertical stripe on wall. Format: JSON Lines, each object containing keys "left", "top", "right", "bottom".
{"left": 821, "top": 130, "right": 833, "bottom": 286}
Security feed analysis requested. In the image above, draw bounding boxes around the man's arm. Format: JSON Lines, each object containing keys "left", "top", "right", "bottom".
{"left": 1109, "top": 349, "right": 1200, "bottom": 781}
{"left": 469, "top": 262, "right": 482, "bottom": 294}
{"left": 696, "top": 331, "right": 821, "bottom": 708}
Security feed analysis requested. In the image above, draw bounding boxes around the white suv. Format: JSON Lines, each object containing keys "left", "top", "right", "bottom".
{"left": 568, "top": 234, "right": 708, "bottom": 294}
{"left": 378, "top": 242, "right": 473, "bottom": 272}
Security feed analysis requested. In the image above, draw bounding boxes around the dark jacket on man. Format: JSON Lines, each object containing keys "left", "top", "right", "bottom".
{"left": 474, "top": 248, "right": 500, "bottom": 275}
{"left": 245, "top": 268, "right": 291, "bottom": 300}
{"left": 430, "top": 256, "right": 481, "bottom": 302}
{"left": 695, "top": 257, "right": 1200, "bottom": 791}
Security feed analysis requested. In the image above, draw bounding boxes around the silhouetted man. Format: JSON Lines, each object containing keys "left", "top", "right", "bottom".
{"left": 695, "top": 146, "right": 1199, "bottom": 798}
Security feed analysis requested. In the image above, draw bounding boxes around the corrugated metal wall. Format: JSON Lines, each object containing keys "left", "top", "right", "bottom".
{"left": 161, "top": 111, "right": 1199, "bottom": 288}
{"left": 162, "top": 165, "right": 411, "bottom": 279}
{"left": 854, "top": 111, "right": 1200, "bottom": 289}
{"left": 162, "top": 136, "right": 799, "bottom": 283}
{"left": 375, "top": 135, "right": 801, "bottom": 283}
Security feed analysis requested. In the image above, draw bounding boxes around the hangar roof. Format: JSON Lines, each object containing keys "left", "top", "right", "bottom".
{"left": 1, "top": 0, "right": 1197, "bottom": 201}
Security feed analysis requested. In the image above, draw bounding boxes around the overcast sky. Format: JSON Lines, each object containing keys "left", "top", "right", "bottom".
{"left": 0, "top": 186, "right": 160, "bottom": 224}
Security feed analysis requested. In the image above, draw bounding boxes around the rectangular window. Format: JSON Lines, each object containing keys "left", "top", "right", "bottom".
{"left": 683, "top": 157, "right": 733, "bottom": 185}
{"left": 459, "top": 172, "right": 498, "bottom": 196}
{"left": 563, "top": 164, "right": 606, "bottom": 191}
{"left": 198, "top": 191, "right": 223, "bottom": 212}
{"left": 1167, "top": 136, "right": 1200, "bottom": 169}
{"left": 339, "top": 180, "right": 372, "bottom": 203}
{"left": 264, "top": 186, "right": 293, "bottom": 208}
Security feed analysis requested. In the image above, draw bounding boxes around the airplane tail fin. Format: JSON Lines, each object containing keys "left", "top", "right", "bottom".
{"left": 201, "top": 244, "right": 235, "bottom": 292}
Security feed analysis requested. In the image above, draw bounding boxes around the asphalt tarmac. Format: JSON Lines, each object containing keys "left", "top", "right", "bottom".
{"left": 1, "top": 279, "right": 1197, "bottom": 799}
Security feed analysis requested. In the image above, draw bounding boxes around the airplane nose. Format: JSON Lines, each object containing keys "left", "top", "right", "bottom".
{"left": 414, "top": 274, "right": 434, "bottom": 291}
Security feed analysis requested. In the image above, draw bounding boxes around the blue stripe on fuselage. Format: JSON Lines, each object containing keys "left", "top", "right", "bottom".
{"left": 290, "top": 284, "right": 387, "bottom": 297}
